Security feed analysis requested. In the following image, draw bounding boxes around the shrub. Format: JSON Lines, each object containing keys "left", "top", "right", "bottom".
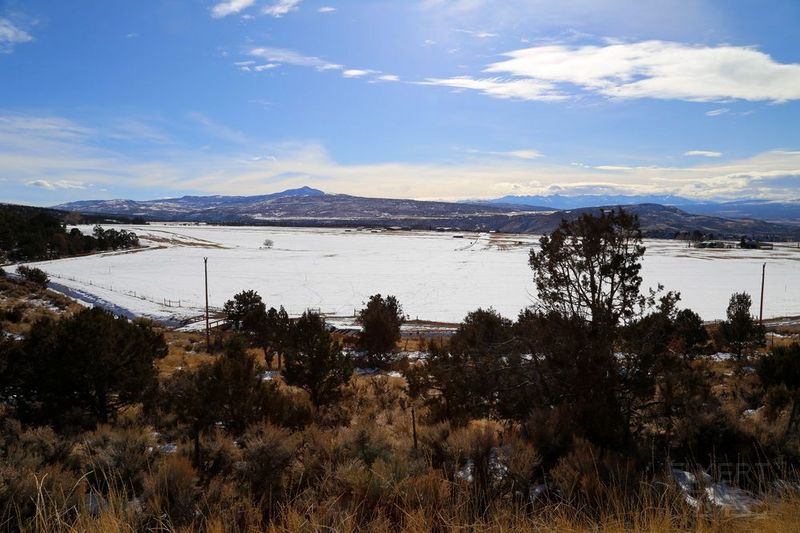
{"left": 143, "top": 454, "right": 198, "bottom": 528}
{"left": 548, "top": 437, "right": 639, "bottom": 510}
{"left": 16, "top": 265, "right": 49, "bottom": 288}
{"left": 236, "top": 423, "right": 299, "bottom": 507}
{"left": 67, "top": 425, "right": 156, "bottom": 495}
{"left": 0, "top": 303, "right": 25, "bottom": 323}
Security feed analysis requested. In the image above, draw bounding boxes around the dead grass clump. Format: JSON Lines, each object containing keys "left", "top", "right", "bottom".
{"left": 142, "top": 454, "right": 198, "bottom": 529}
{"left": 548, "top": 437, "right": 640, "bottom": 513}
{"left": 236, "top": 423, "right": 300, "bottom": 510}
{"left": 67, "top": 425, "right": 156, "bottom": 496}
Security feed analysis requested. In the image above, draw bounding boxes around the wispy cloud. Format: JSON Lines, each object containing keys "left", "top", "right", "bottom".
{"left": 427, "top": 41, "right": 800, "bottom": 103}
{"left": 249, "top": 47, "right": 342, "bottom": 71}
{"left": 245, "top": 47, "right": 388, "bottom": 82}
{"left": 318, "top": 6, "right": 336, "bottom": 13}
{"left": 705, "top": 108, "right": 729, "bottom": 117}
{"left": 186, "top": 111, "right": 249, "bottom": 144}
{"left": 469, "top": 148, "right": 543, "bottom": 160}
{"left": 455, "top": 28, "right": 498, "bottom": 39}
{"left": 210, "top": 0, "right": 256, "bottom": 18}
{"left": 27, "top": 179, "right": 89, "bottom": 190}
{"left": 0, "top": 18, "right": 33, "bottom": 53}
{"left": 684, "top": 150, "right": 722, "bottom": 158}
{"left": 420, "top": 76, "right": 565, "bottom": 101}
{"left": 263, "top": 0, "right": 302, "bottom": 18}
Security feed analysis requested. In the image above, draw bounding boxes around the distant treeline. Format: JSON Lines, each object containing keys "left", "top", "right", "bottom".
{"left": 0, "top": 204, "right": 141, "bottom": 262}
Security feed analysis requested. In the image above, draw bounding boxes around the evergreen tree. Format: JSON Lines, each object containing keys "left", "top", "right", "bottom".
{"left": 719, "top": 292, "right": 765, "bottom": 360}
{"left": 262, "top": 305, "right": 290, "bottom": 369}
{"left": 223, "top": 290, "right": 267, "bottom": 333}
{"left": 407, "top": 308, "right": 513, "bottom": 423}
{"left": 758, "top": 343, "right": 800, "bottom": 437}
{"left": 673, "top": 308, "right": 709, "bottom": 358}
{"left": 283, "top": 311, "right": 352, "bottom": 406}
{"left": 529, "top": 208, "right": 646, "bottom": 331}
{"left": 1, "top": 308, "right": 167, "bottom": 427}
{"left": 357, "top": 294, "right": 405, "bottom": 367}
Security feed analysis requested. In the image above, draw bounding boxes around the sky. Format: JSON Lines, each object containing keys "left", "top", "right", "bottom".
{"left": 1, "top": 0, "right": 800, "bottom": 205}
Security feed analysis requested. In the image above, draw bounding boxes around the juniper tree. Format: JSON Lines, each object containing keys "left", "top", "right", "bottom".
{"left": 223, "top": 290, "right": 267, "bottom": 333}
{"left": 357, "top": 294, "right": 405, "bottom": 367}
{"left": 719, "top": 292, "right": 765, "bottom": 360}
{"left": 1, "top": 308, "right": 167, "bottom": 427}
{"left": 529, "top": 208, "right": 646, "bottom": 332}
{"left": 283, "top": 311, "right": 352, "bottom": 407}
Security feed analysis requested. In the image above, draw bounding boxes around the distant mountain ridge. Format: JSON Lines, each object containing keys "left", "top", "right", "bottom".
{"left": 58, "top": 186, "right": 326, "bottom": 214}
{"left": 54, "top": 187, "right": 800, "bottom": 240}
{"left": 483, "top": 193, "right": 701, "bottom": 209}
{"left": 479, "top": 194, "right": 800, "bottom": 222}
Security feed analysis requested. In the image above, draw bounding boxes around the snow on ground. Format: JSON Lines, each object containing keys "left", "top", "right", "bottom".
{"left": 24, "top": 224, "right": 800, "bottom": 325}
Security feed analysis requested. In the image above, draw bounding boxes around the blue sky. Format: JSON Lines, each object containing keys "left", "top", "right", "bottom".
{"left": 1, "top": 0, "right": 800, "bottom": 205}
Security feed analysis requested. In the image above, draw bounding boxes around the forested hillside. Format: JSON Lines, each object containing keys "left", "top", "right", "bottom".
{"left": 0, "top": 204, "right": 140, "bottom": 262}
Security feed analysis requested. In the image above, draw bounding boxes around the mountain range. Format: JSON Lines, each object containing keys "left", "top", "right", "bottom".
{"left": 54, "top": 187, "right": 800, "bottom": 240}
{"left": 481, "top": 194, "right": 800, "bottom": 223}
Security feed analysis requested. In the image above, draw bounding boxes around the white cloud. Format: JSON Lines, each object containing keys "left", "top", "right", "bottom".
{"left": 342, "top": 69, "right": 372, "bottom": 78}
{"left": 684, "top": 150, "right": 722, "bottom": 158}
{"left": 378, "top": 74, "right": 400, "bottom": 82}
{"left": 318, "top": 6, "right": 336, "bottom": 13}
{"left": 505, "top": 150, "right": 542, "bottom": 160}
{"left": 249, "top": 47, "right": 342, "bottom": 71}
{"left": 420, "top": 76, "right": 566, "bottom": 101}
{"left": 455, "top": 28, "right": 498, "bottom": 38}
{"left": 262, "top": 0, "right": 302, "bottom": 18}
{"left": 0, "top": 18, "right": 33, "bottom": 53}
{"left": 27, "top": 179, "right": 89, "bottom": 190}
{"left": 479, "top": 41, "right": 800, "bottom": 103}
{"left": 210, "top": 0, "right": 256, "bottom": 18}
{"left": 705, "top": 108, "right": 729, "bottom": 117}
{"left": 470, "top": 148, "right": 543, "bottom": 160}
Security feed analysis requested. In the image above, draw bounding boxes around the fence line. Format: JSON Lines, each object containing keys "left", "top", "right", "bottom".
{"left": 46, "top": 272, "right": 222, "bottom": 313}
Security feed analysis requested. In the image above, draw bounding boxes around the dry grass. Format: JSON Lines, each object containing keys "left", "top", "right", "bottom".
{"left": 157, "top": 330, "right": 218, "bottom": 376}
{"left": 13, "top": 475, "right": 800, "bottom": 533}
{"left": 5, "top": 274, "right": 800, "bottom": 532}
{"left": 0, "top": 277, "right": 82, "bottom": 337}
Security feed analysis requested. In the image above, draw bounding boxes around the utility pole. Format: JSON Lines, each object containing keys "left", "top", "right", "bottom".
{"left": 204, "top": 257, "right": 210, "bottom": 352}
{"left": 759, "top": 262, "right": 765, "bottom": 325}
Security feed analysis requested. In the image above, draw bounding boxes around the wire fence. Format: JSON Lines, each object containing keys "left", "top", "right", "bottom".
{"left": 45, "top": 272, "right": 221, "bottom": 312}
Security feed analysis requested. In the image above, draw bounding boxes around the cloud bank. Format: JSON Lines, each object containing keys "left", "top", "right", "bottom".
{"left": 428, "top": 41, "right": 800, "bottom": 103}
{"left": 3, "top": 113, "right": 799, "bottom": 203}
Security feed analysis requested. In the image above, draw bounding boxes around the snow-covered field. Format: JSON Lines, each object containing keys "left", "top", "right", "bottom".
{"left": 26, "top": 224, "right": 800, "bottom": 326}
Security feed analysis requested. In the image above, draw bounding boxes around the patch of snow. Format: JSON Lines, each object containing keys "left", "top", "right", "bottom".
{"left": 456, "top": 448, "right": 510, "bottom": 484}
{"left": 671, "top": 468, "right": 759, "bottom": 514}
{"left": 159, "top": 443, "right": 178, "bottom": 454}
{"left": 742, "top": 407, "right": 762, "bottom": 417}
